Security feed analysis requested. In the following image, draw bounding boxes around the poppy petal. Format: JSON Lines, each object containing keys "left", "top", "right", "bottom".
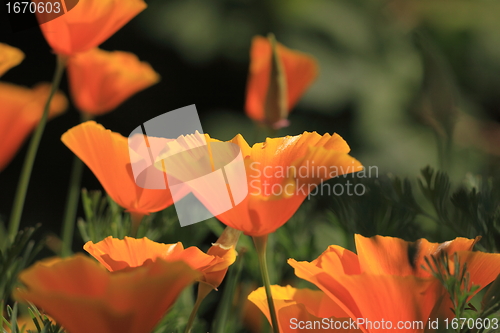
{"left": 35, "top": 0, "right": 147, "bottom": 55}
{"left": 15, "top": 254, "right": 200, "bottom": 333}
{"left": 67, "top": 48, "right": 160, "bottom": 115}
{"left": 0, "top": 82, "right": 67, "bottom": 171}
{"left": 84, "top": 236, "right": 184, "bottom": 271}
{"left": 85, "top": 236, "right": 234, "bottom": 289}
{"left": 245, "top": 36, "right": 318, "bottom": 124}
{"left": 61, "top": 121, "right": 177, "bottom": 214}
{"left": 0, "top": 43, "right": 25, "bottom": 77}
{"left": 355, "top": 234, "right": 478, "bottom": 277}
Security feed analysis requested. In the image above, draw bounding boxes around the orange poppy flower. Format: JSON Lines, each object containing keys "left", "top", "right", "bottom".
{"left": 34, "top": 0, "right": 147, "bottom": 56}
{"left": 83, "top": 234, "right": 237, "bottom": 289}
{"left": 61, "top": 121, "right": 180, "bottom": 216}
{"left": 151, "top": 131, "right": 360, "bottom": 236}
{"left": 289, "top": 235, "right": 500, "bottom": 333}
{"left": 0, "top": 43, "right": 25, "bottom": 77}
{"left": 67, "top": 48, "right": 160, "bottom": 115}
{"left": 14, "top": 254, "right": 200, "bottom": 333}
{"left": 249, "top": 285, "right": 362, "bottom": 333}
{"left": 0, "top": 82, "right": 67, "bottom": 172}
{"left": 215, "top": 132, "right": 362, "bottom": 236}
{"left": 245, "top": 35, "right": 318, "bottom": 128}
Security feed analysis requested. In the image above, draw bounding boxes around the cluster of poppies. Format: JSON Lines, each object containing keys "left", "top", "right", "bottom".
{"left": 2, "top": 1, "right": 500, "bottom": 333}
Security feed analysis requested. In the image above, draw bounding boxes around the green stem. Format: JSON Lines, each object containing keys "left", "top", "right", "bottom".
{"left": 253, "top": 235, "right": 280, "bottom": 333}
{"left": 184, "top": 282, "right": 212, "bottom": 333}
{"left": 60, "top": 155, "right": 84, "bottom": 257}
{"left": 130, "top": 212, "right": 144, "bottom": 238}
{"left": 60, "top": 113, "right": 91, "bottom": 257}
{"left": 8, "top": 55, "right": 67, "bottom": 243}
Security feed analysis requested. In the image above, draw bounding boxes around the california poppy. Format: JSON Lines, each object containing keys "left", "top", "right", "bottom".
{"left": 83, "top": 235, "right": 237, "bottom": 289}
{"left": 245, "top": 35, "right": 318, "bottom": 128}
{"left": 0, "top": 43, "right": 25, "bottom": 77}
{"left": 289, "top": 235, "right": 500, "bottom": 332}
{"left": 61, "top": 121, "right": 181, "bottom": 218}
{"left": 67, "top": 48, "right": 160, "bottom": 116}
{"left": 248, "top": 285, "right": 362, "bottom": 333}
{"left": 214, "top": 132, "right": 362, "bottom": 237}
{"left": 0, "top": 82, "right": 67, "bottom": 172}
{"left": 34, "top": 0, "right": 147, "bottom": 56}
{"left": 153, "top": 131, "right": 361, "bottom": 236}
{"left": 14, "top": 254, "right": 200, "bottom": 333}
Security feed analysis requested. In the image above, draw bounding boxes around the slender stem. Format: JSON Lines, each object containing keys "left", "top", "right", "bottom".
{"left": 184, "top": 282, "right": 212, "bottom": 333}
{"left": 8, "top": 55, "right": 67, "bottom": 243}
{"left": 60, "top": 155, "right": 84, "bottom": 257}
{"left": 60, "top": 113, "right": 91, "bottom": 257}
{"left": 130, "top": 212, "right": 144, "bottom": 238}
{"left": 253, "top": 235, "right": 280, "bottom": 333}
{"left": 212, "top": 247, "right": 245, "bottom": 333}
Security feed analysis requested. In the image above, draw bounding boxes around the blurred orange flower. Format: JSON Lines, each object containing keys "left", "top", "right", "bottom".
{"left": 14, "top": 254, "right": 199, "bottom": 333}
{"left": 0, "top": 82, "right": 67, "bottom": 172}
{"left": 61, "top": 121, "right": 179, "bottom": 216}
{"left": 249, "top": 285, "right": 362, "bottom": 333}
{"left": 289, "top": 235, "right": 500, "bottom": 333}
{"left": 203, "top": 226, "right": 240, "bottom": 289}
{"left": 67, "top": 48, "right": 160, "bottom": 116}
{"left": 215, "top": 132, "right": 362, "bottom": 236}
{"left": 84, "top": 235, "right": 237, "bottom": 289}
{"left": 0, "top": 43, "right": 25, "bottom": 77}
{"left": 34, "top": 0, "right": 147, "bottom": 55}
{"left": 245, "top": 35, "right": 318, "bottom": 128}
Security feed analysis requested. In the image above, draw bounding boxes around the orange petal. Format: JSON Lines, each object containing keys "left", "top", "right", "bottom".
{"left": 456, "top": 251, "right": 500, "bottom": 292}
{"left": 35, "top": 0, "right": 147, "bottom": 55}
{"left": 245, "top": 36, "right": 273, "bottom": 122}
{"left": 0, "top": 82, "right": 67, "bottom": 172}
{"left": 85, "top": 236, "right": 232, "bottom": 289}
{"left": 61, "top": 121, "right": 176, "bottom": 214}
{"left": 67, "top": 48, "right": 160, "bottom": 115}
{"left": 203, "top": 226, "right": 240, "bottom": 288}
{"left": 84, "top": 236, "right": 184, "bottom": 271}
{"left": 0, "top": 43, "right": 25, "bottom": 77}
{"left": 245, "top": 36, "right": 318, "bottom": 123}
{"left": 311, "top": 245, "right": 361, "bottom": 276}
{"left": 332, "top": 274, "right": 440, "bottom": 333}
{"left": 279, "top": 42, "right": 319, "bottom": 112}
{"left": 289, "top": 246, "right": 364, "bottom": 322}
{"left": 355, "top": 234, "right": 478, "bottom": 277}
{"left": 14, "top": 254, "right": 200, "bottom": 333}
{"left": 290, "top": 258, "right": 441, "bottom": 333}
{"left": 428, "top": 250, "right": 500, "bottom": 320}
{"left": 248, "top": 285, "right": 361, "bottom": 333}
